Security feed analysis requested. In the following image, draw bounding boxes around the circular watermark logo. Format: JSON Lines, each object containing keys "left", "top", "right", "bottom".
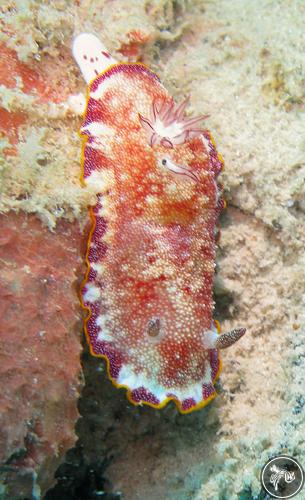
{"left": 261, "top": 455, "right": 304, "bottom": 499}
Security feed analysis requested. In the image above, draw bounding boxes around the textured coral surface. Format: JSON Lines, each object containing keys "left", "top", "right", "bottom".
{"left": 0, "top": 213, "right": 82, "bottom": 498}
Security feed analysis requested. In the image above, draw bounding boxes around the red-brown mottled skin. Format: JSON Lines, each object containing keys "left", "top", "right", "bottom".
{"left": 81, "top": 63, "right": 224, "bottom": 413}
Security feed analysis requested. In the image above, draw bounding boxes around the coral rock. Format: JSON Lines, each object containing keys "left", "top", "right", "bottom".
{"left": 0, "top": 212, "right": 83, "bottom": 498}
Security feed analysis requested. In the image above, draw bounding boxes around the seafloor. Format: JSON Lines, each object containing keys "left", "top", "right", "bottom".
{"left": 0, "top": 1, "right": 304, "bottom": 499}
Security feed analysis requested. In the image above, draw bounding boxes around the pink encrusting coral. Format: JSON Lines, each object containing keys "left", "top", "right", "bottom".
{"left": 0, "top": 42, "right": 72, "bottom": 155}
{"left": 73, "top": 34, "right": 245, "bottom": 413}
{"left": 0, "top": 212, "right": 83, "bottom": 496}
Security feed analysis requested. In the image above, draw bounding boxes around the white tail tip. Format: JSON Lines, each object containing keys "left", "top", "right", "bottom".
{"left": 72, "top": 33, "right": 117, "bottom": 84}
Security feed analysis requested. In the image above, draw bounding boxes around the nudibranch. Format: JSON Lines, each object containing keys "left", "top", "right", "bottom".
{"left": 73, "top": 33, "right": 245, "bottom": 413}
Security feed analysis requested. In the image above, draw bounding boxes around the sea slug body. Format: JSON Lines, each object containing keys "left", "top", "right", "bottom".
{"left": 73, "top": 33, "right": 246, "bottom": 413}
